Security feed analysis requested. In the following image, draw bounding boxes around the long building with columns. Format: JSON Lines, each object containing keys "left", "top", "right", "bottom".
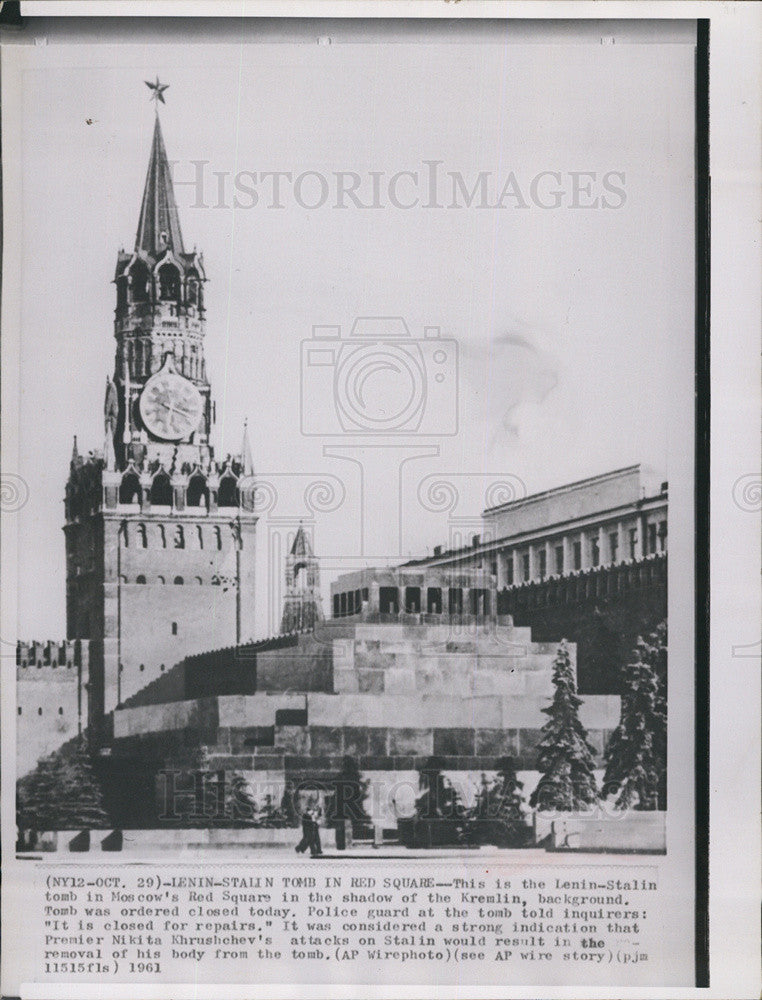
{"left": 404, "top": 465, "right": 667, "bottom": 587}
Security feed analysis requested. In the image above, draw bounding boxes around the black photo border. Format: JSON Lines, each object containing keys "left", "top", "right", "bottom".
{"left": 694, "top": 16, "right": 711, "bottom": 991}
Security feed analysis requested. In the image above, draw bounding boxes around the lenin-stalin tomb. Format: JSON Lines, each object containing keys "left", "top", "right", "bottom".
{"left": 109, "top": 561, "right": 620, "bottom": 834}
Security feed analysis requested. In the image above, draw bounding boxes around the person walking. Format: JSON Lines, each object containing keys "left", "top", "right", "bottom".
{"left": 295, "top": 804, "right": 313, "bottom": 854}
{"left": 295, "top": 798, "right": 323, "bottom": 855}
{"left": 307, "top": 801, "right": 323, "bottom": 856}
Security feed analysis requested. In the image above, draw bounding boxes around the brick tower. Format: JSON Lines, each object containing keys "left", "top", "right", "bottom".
{"left": 64, "top": 94, "right": 258, "bottom": 729}
{"left": 279, "top": 525, "right": 324, "bottom": 634}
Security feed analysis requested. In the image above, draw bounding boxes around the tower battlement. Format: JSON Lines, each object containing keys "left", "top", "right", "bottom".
{"left": 16, "top": 639, "right": 89, "bottom": 674}
{"left": 65, "top": 446, "right": 256, "bottom": 523}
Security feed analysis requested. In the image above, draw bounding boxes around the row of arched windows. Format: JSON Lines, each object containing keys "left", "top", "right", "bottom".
{"left": 116, "top": 261, "right": 203, "bottom": 311}
{"left": 120, "top": 521, "right": 224, "bottom": 550}
{"left": 119, "top": 472, "right": 239, "bottom": 508}
{"left": 18, "top": 706, "right": 65, "bottom": 716}
{"left": 125, "top": 339, "right": 204, "bottom": 381}
{"left": 119, "top": 574, "right": 219, "bottom": 586}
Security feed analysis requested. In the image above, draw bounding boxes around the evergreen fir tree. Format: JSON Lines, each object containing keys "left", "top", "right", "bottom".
{"left": 648, "top": 621, "right": 668, "bottom": 809}
{"left": 227, "top": 772, "right": 258, "bottom": 825}
{"left": 529, "top": 641, "right": 599, "bottom": 812}
{"left": 17, "top": 736, "right": 110, "bottom": 830}
{"left": 604, "top": 625, "right": 667, "bottom": 811}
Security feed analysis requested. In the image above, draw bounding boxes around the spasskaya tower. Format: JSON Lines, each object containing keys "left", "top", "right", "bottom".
{"left": 64, "top": 81, "right": 258, "bottom": 729}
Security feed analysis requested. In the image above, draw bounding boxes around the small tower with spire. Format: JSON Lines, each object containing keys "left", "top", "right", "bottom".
{"left": 63, "top": 81, "right": 258, "bottom": 730}
{"left": 280, "top": 525, "right": 324, "bottom": 634}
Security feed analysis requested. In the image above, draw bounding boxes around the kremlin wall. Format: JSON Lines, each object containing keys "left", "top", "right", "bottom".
{"left": 16, "top": 641, "right": 89, "bottom": 777}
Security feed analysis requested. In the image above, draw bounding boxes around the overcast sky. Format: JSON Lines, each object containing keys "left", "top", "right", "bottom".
{"left": 10, "top": 29, "right": 695, "bottom": 638}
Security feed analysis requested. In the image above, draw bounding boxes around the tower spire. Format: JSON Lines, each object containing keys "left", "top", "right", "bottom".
{"left": 134, "top": 110, "right": 184, "bottom": 256}
{"left": 241, "top": 419, "right": 255, "bottom": 478}
{"left": 290, "top": 522, "right": 313, "bottom": 558}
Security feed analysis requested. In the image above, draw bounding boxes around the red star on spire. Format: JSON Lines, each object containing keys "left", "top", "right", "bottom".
{"left": 145, "top": 76, "right": 169, "bottom": 104}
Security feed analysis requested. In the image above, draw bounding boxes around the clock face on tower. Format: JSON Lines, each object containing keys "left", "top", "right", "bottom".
{"left": 139, "top": 357, "right": 204, "bottom": 441}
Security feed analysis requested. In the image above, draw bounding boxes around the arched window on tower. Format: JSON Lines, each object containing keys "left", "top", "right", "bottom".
{"left": 214, "top": 526, "right": 222, "bottom": 550}
{"left": 196, "top": 525, "right": 204, "bottom": 549}
{"left": 150, "top": 472, "right": 172, "bottom": 507}
{"left": 138, "top": 523, "right": 147, "bottom": 548}
{"left": 129, "top": 259, "right": 150, "bottom": 302}
{"left": 173, "top": 525, "right": 185, "bottom": 549}
{"left": 186, "top": 474, "right": 208, "bottom": 508}
{"left": 158, "top": 263, "right": 180, "bottom": 301}
{"left": 218, "top": 475, "right": 238, "bottom": 508}
{"left": 159, "top": 525, "right": 166, "bottom": 548}
{"left": 119, "top": 472, "right": 142, "bottom": 505}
